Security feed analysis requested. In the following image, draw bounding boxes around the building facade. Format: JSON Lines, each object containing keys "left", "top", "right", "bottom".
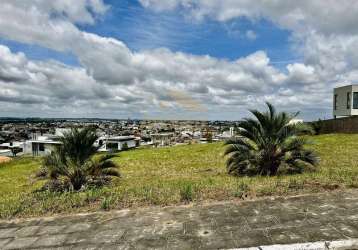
{"left": 333, "top": 85, "right": 358, "bottom": 118}
{"left": 96, "top": 136, "right": 139, "bottom": 152}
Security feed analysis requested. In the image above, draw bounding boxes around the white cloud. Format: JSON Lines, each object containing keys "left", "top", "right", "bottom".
{"left": 286, "top": 63, "right": 318, "bottom": 85}
{"left": 2, "top": 0, "right": 358, "bottom": 119}
{"left": 245, "top": 30, "right": 257, "bottom": 40}
{"left": 138, "top": 0, "right": 358, "bottom": 35}
{"left": 138, "top": 0, "right": 358, "bottom": 118}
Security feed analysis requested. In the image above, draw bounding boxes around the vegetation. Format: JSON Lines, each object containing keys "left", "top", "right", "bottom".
{"left": 179, "top": 182, "right": 194, "bottom": 202}
{"left": 38, "top": 128, "right": 120, "bottom": 191}
{"left": 121, "top": 142, "right": 129, "bottom": 151}
{"left": 1, "top": 134, "right": 358, "bottom": 218}
{"left": 224, "top": 103, "right": 318, "bottom": 176}
{"left": 204, "top": 128, "right": 213, "bottom": 143}
{"left": 312, "top": 119, "right": 324, "bottom": 135}
{"left": 10, "top": 147, "right": 22, "bottom": 157}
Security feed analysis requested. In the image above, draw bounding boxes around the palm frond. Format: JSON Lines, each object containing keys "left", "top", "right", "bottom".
{"left": 224, "top": 102, "right": 319, "bottom": 176}
{"left": 101, "top": 168, "right": 121, "bottom": 177}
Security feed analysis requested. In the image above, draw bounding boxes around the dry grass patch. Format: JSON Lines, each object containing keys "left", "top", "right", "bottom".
{"left": 0, "top": 156, "right": 11, "bottom": 163}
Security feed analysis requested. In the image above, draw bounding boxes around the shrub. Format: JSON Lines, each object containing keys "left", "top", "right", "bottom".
{"left": 39, "top": 128, "right": 120, "bottom": 191}
{"left": 224, "top": 102, "right": 319, "bottom": 176}
{"left": 311, "top": 119, "right": 324, "bottom": 135}
{"left": 121, "top": 142, "right": 129, "bottom": 151}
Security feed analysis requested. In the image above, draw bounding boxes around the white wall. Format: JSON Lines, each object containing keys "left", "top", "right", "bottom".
{"left": 23, "top": 141, "right": 33, "bottom": 155}
{"left": 24, "top": 142, "right": 58, "bottom": 156}
{"left": 118, "top": 140, "right": 136, "bottom": 150}
{"left": 351, "top": 85, "right": 358, "bottom": 116}
{"left": 333, "top": 85, "right": 352, "bottom": 117}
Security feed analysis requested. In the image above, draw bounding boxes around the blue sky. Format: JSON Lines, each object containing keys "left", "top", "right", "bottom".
{"left": 3, "top": 0, "right": 296, "bottom": 68}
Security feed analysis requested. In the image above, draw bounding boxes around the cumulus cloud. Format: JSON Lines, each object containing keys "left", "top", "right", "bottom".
{"left": 0, "top": 40, "right": 288, "bottom": 118}
{"left": 138, "top": 0, "right": 358, "bottom": 35}
{"left": 138, "top": 0, "right": 358, "bottom": 118}
{"left": 1, "top": 0, "right": 357, "bottom": 119}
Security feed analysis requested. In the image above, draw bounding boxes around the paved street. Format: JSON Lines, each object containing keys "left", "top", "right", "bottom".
{"left": 1, "top": 190, "right": 358, "bottom": 249}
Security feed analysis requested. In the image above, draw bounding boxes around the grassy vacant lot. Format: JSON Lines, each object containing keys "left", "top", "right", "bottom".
{"left": 1, "top": 134, "right": 358, "bottom": 219}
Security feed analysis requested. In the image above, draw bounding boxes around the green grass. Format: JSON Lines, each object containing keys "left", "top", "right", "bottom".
{"left": 1, "top": 134, "right": 358, "bottom": 219}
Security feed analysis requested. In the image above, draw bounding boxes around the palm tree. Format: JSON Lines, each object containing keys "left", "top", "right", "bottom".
{"left": 41, "top": 128, "right": 120, "bottom": 191}
{"left": 224, "top": 102, "right": 319, "bottom": 176}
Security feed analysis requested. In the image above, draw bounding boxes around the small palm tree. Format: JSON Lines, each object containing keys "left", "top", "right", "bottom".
{"left": 224, "top": 102, "right": 319, "bottom": 176}
{"left": 311, "top": 119, "right": 323, "bottom": 135}
{"left": 41, "top": 128, "right": 120, "bottom": 191}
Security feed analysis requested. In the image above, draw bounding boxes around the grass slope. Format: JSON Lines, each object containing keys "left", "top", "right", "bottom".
{"left": 1, "top": 134, "right": 358, "bottom": 219}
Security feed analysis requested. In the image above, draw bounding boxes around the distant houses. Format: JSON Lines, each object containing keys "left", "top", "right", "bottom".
{"left": 0, "top": 118, "right": 243, "bottom": 157}
{"left": 24, "top": 132, "right": 141, "bottom": 156}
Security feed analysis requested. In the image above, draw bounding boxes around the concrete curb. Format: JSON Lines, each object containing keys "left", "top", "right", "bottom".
{"left": 229, "top": 239, "right": 358, "bottom": 250}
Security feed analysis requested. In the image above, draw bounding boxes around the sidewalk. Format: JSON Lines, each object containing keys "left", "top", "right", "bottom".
{"left": 1, "top": 190, "right": 358, "bottom": 249}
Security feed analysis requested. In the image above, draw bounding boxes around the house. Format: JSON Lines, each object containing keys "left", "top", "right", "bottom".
{"left": 150, "top": 133, "right": 173, "bottom": 147}
{"left": 333, "top": 84, "right": 358, "bottom": 118}
{"left": 96, "top": 136, "right": 139, "bottom": 152}
{"left": 0, "top": 149, "right": 11, "bottom": 157}
{"left": 24, "top": 134, "right": 62, "bottom": 156}
{"left": 0, "top": 141, "right": 25, "bottom": 156}
{"left": 289, "top": 119, "right": 304, "bottom": 125}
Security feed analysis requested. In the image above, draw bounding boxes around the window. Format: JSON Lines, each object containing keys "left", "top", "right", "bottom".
{"left": 334, "top": 94, "right": 338, "bottom": 110}
{"left": 39, "top": 143, "right": 45, "bottom": 151}
{"left": 354, "top": 92, "right": 358, "bottom": 109}
{"left": 347, "top": 92, "right": 351, "bottom": 109}
{"left": 106, "top": 142, "right": 118, "bottom": 152}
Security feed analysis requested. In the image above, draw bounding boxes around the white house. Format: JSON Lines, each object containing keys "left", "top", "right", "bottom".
{"left": 0, "top": 148, "right": 11, "bottom": 156}
{"left": 333, "top": 84, "right": 358, "bottom": 118}
{"left": 24, "top": 129, "right": 141, "bottom": 156}
{"left": 96, "top": 136, "right": 139, "bottom": 152}
{"left": 24, "top": 134, "right": 62, "bottom": 156}
{"left": 150, "top": 133, "right": 173, "bottom": 147}
{"left": 0, "top": 141, "right": 26, "bottom": 156}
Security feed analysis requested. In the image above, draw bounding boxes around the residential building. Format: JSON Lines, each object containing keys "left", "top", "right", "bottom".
{"left": 333, "top": 84, "right": 358, "bottom": 118}
{"left": 96, "top": 136, "right": 139, "bottom": 152}
{"left": 151, "top": 133, "right": 174, "bottom": 147}
{"left": 24, "top": 134, "right": 62, "bottom": 156}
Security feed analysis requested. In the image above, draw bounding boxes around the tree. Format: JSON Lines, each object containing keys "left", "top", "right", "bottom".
{"left": 311, "top": 119, "right": 323, "bottom": 135}
{"left": 10, "top": 147, "right": 22, "bottom": 157}
{"left": 121, "top": 142, "right": 129, "bottom": 151}
{"left": 204, "top": 128, "right": 213, "bottom": 143}
{"left": 40, "top": 128, "right": 120, "bottom": 191}
{"left": 206, "top": 132, "right": 213, "bottom": 143}
{"left": 224, "top": 102, "right": 319, "bottom": 176}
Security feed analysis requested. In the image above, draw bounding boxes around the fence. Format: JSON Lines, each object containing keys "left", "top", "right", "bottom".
{"left": 320, "top": 116, "right": 358, "bottom": 134}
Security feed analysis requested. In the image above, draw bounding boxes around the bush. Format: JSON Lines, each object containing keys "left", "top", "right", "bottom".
{"left": 39, "top": 128, "right": 120, "bottom": 191}
{"left": 121, "top": 142, "right": 129, "bottom": 151}
{"left": 224, "top": 102, "right": 319, "bottom": 176}
{"left": 311, "top": 119, "right": 323, "bottom": 135}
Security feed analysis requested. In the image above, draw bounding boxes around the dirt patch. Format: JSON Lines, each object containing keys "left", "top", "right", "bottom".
{"left": 0, "top": 156, "right": 11, "bottom": 164}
